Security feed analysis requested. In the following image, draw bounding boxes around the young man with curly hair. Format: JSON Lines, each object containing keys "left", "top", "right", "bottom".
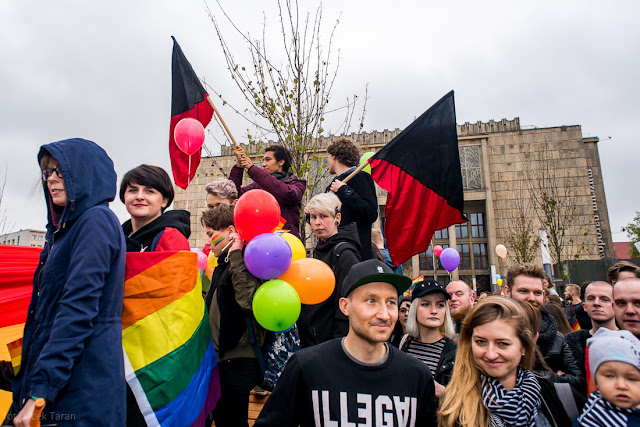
{"left": 325, "top": 137, "right": 379, "bottom": 260}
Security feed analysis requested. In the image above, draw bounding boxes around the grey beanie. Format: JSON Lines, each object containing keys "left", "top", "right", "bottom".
{"left": 587, "top": 328, "right": 640, "bottom": 380}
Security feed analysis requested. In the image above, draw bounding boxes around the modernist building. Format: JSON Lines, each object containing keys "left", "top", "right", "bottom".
{"left": 174, "top": 118, "right": 613, "bottom": 292}
{"left": 0, "top": 229, "right": 46, "bottom": 247}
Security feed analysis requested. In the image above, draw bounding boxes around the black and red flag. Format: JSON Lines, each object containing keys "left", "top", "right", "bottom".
{"left": 369, "top": 91, "right": 466, "bottom": 265}
{"left": 170, "top": 36, "right": 214, "bottom": 189}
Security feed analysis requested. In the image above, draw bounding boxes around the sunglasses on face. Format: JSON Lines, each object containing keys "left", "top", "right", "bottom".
{"left": 42, "top": 167, "right": 63, "bottom": 182}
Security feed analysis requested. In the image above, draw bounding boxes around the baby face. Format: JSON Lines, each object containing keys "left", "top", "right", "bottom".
{"left": 595, "top": 361, "right": 640, "bottom": 409}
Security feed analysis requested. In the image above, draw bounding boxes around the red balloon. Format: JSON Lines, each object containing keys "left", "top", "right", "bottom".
{"left": 234, "top": 189, "right": 281, "bottom": 242}
{"left": 434, "top": 245, "right": 444, "bottom": 257}
{"left": 174, "top": 118, "right": 205, "bottom": 155}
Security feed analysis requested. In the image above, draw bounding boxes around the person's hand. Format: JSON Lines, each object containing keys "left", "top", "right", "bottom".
{"left": 229, "top": 233, "right": 245, "bottom": 252}
{"left": 240, "top": 155, "right": 253, "bottom": 169}
{"left": 434, "top": 381, "right": 446, "bottom": 398}
{"left": 329, "top": 179, "right": 346, "bottom": 193}
{"left": 556, "top": 370, "right": 565, "bottom": 376}
{"left": 233, "top": 146, "right": 246, "bottom": 167}
{"left": 13, "top": 398, "right": 42, "bottom": 427}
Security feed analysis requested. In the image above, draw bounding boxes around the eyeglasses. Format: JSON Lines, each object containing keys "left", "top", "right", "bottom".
{"left": 42, "top": 167, "right": 63, "bottom": 182}
{"left": 399, "top": 308, "right": 409, "bottom": 314}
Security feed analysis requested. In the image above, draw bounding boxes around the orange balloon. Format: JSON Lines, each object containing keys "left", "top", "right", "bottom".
{"left": 279, "top": 258, "right": 335, "bottom": 305}
{"left": 205, "top": 268, "right": 214, "bottom": 281}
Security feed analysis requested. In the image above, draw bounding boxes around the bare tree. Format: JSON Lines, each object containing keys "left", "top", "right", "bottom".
{"left": 0, "top": 167, "right": 10, "bottom": 236}
{"left": 525, "top": 145, "right": 589, "bottom": 281}
{"left": 205, "top": 0, "right": 367, "bottom": 241}
{"left": 503, "top": 178, "right": 540, "bottom": 264}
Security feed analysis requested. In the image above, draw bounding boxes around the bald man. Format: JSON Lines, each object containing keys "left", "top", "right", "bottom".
{"left": 446, "top": 280, "right": 475, "bottom": 334}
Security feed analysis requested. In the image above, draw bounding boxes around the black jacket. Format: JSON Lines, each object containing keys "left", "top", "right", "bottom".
{"left": 327, "top": 169, "right": 378, "bottom": 261}
{"left": 298, "top": 223, "right": 361, "bottom": 348}
{"left": 122, "top": 210, "right": 191, "bottom": 252}
{"left": 534, "top": 307, "right": 585, "bottom": 391}
{"left": 565, "top": 329, "right": 591, "bottom": 381}
{"left": 400, "top": 335, "right": 457, "bottom": 387}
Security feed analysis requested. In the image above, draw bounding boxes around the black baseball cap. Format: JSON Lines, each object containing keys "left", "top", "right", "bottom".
{"left": 343, "top": 259, "right": 412, "bottom": 296}
{"left": 411, "top": 277, "right": 450, "bottom": 301}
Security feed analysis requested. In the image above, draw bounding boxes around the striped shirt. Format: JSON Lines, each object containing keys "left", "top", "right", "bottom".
{"left": 405, "top": 337, "right": 446, "bottom": 377}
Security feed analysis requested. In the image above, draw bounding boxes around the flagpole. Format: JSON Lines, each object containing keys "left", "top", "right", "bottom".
{"left": 341, "top": 162, "right": 368, "bottom": 184}
{"left": 206, "top": 96, "right": 239, "bottom": 149}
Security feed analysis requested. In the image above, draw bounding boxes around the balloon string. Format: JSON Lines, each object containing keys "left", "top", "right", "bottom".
{"left": 186, "top": 154, "right": 191, "bottom": 211}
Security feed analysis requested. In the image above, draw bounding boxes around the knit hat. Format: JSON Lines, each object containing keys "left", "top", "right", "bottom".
{"left": 587, "top": 328, "right": 640, "bottom": 380}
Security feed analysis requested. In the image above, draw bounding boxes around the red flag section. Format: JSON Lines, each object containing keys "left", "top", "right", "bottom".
{"left": 0, "top": 245, "right": 41, "bottom": 328}
{"left": 170, "top": 36, "right": 214, "bottom": 189}
{"left": 369, "top": 91, "right": 466, "bottom": 265}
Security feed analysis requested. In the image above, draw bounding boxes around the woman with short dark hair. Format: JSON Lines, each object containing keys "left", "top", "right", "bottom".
{"left": 119, "top": 164, "right": 191, "bottom": 426}
{"left": 119, "top": 164, "right": 190, "bottom": 252}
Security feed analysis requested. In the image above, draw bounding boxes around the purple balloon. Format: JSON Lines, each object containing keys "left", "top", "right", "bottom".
{"left": 244, "top": 233, "right": 293, "bottom": 280}
{"left": 440, "top": 248, "right": 460, "bottom": 272}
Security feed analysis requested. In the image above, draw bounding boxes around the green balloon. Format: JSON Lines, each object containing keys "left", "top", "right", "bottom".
{"left": 252, "top": 279, "right": 301, "bottom": 331}
{"left": 359, "top": 152, "right": 375, "bottom": 174}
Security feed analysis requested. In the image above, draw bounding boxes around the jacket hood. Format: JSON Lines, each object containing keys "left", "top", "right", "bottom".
{"left": 122, "top": 210, "right": 191, "bottom": 252}
{"left": 38, "top": 138, "right": 117, "bottom": 228}
{"left": 314, "top": 222, "right": 361, "bottom": 259}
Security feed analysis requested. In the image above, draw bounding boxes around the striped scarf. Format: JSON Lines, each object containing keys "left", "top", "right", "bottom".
{"left": 482, "top": 369, "right": 541, "bottom": 427}
{"left": 577, "top": 391, "right": 635, "bottom": 427}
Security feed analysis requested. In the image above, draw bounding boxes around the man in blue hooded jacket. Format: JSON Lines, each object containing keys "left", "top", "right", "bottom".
{"left": 11, "top": 138, "right": 126, "bottom": 426}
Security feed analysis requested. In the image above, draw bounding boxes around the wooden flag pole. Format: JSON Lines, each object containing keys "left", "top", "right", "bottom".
{"left": 207, "top": 96, "right": 239, "bottom": 149}
{"left": 341, "top": 162, "right": 368, "bottom": 184}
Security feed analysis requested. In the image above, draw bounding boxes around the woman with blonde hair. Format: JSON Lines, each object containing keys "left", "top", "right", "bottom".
{"left": 440, "top": 297, "right": 584, "bottom": 426}
{"left": 400, "top": 277, "right": 457, "bottom": 398}
{"left": 297, "top": 192, "right": 361, "bottom": 348}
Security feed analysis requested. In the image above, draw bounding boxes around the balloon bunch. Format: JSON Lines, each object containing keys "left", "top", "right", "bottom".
{"left": 433, "top": 245, "right": 460, "bottom": 272}
{"left": 496, "top": 273, "right": 503, "bottom": 287}
{"left": 234, "top": 190, "right": 336, "bottom": 332}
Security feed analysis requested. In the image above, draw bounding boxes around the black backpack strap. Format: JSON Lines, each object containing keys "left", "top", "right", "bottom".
{"left": 330, "top": 241, "right": 360, "bottom": 271}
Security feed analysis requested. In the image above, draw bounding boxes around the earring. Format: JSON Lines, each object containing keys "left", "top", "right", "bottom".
{"left": 521, "top": 353, "right": 525, "bottom": 357}
{"left": 336, "top": 221, "right": 340, "bottom": 226}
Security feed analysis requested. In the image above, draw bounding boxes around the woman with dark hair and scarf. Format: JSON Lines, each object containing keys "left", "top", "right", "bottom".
{"left": 119, "top": 164, "right": 191, "bottom": 425}
{"left": 439, "top": 297, "right": 583, "bottom": 427}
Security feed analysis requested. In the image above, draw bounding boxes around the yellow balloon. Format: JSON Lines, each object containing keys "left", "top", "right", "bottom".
{"left": 280, "top": 232, "right": 306, "bottom": 262}
{"left": 497, "top": 278, "right": 503, "bottom": 286}
{"left": 208, "top": 251, "right": 218, "bottom": 269}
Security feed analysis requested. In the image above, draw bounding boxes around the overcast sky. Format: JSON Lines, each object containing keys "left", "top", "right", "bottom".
{"left": 1, "top": 0, "right": 638, "bottom": 243}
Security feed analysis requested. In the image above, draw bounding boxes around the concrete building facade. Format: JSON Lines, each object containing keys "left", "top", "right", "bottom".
{"left": 174, "top": 118, "right": 613, "bottom": 292}
{"left": 0, "top": 229, "right": 46, "bottom": 247}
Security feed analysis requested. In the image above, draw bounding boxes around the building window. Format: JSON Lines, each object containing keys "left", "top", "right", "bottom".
{"left": 434, "top": 228, "right": 449, "bottom": 240}
{"left": 39, "top": 235, "right": 43, "bottom": 241}
{"left": 459, "top": 146, "right": 482, "bottom": 190}
{"left": 419, "top": 245, "right": 434, "bottom": 270}
{"left": 455, "top": 223, "right": 468, "bottom": 239}
{"left": 470, "top": 213, "right": 485, "bottom": 238}
{"left": 473, "top": 243, "right": 488, "bottom": 269}
{"left": 457, "top": 243, "right": 471, "bottom": 269}
{"left": 437, "top": 275, "right": 451, "bottom": 286}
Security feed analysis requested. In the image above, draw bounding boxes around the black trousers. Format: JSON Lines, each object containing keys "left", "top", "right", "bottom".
{"left": 211, "top": 357, "right": 262, "bottom": 427}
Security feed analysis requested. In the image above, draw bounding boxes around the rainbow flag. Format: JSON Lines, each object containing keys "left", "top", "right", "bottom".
{"left": 7, "top": 337, "right": 22, "bottom": 375}
{"left": 571, "top": 320, "right": 581, "bottom": 332}
{"left": 123, "top": 251, "right": 220, "bottom": 427}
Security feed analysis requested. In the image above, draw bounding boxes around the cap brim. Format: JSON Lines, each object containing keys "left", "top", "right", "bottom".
{"left": 347, "top": 273, "right": 412, "bottom": 296}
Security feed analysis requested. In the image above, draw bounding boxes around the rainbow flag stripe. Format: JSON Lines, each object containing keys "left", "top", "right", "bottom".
{"left": 571, "top": 320, "right": 581, "bottom": 332}
{"left": 7, "top": 337, "right": 22, "bottom": 375}
{"left": 123, "top": 251, "right": 220, "bottom": 427}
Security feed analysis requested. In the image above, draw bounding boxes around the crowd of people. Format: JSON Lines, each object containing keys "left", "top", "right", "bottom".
{"left": 2, "top": 135, "right": 640, "bottom": 426}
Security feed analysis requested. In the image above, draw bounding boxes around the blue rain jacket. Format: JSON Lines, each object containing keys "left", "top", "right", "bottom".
{"left": 12, "top": 138, "right": 126, "bottom": 426}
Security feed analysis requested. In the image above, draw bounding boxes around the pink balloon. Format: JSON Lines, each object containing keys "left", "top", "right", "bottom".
{"left": 433, "top": 245, "right": 443, "bottom": 257}
{"left": 174, "top": 118, "right": 205, "bottom": 155}
{"left": 197, "top": 252, "right": 208, "bottom": 270}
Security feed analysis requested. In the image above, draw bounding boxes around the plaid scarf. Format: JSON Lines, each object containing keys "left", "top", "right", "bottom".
{"left": 482, "top": 369, "right": 541, "bottom": 427}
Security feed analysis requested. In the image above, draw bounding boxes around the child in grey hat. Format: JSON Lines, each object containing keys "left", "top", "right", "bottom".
{"left": 576, "top": 328, "right": 640, "bottom": 426}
